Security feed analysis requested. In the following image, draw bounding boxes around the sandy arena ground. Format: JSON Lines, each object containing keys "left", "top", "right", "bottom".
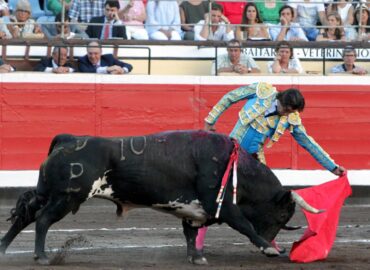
{"left": 0, "top": 196, "right": 369, "bottom": 270}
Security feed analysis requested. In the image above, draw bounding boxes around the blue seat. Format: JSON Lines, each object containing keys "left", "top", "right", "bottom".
{"left": 7, "top": 0, "right": 17, "bottom": 13}
{"left": 43, "top": 0, "right": 54, "bottom": 16}
{"left": 37, "top": 15, "right": 56, "bottom": 39}
{"left": 29, "top": 0, "right": 46, "bottom": 19}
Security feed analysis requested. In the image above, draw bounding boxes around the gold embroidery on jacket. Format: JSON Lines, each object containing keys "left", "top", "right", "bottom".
{"left": 205, "top": 104, "right": 226, "bottom": 123}
{"left": 233, "top": 123, "right": 249, "bottom": 143}
{"left": 239, "top": 97, "right": 274, "bottom": 126}
{"left": 256, "top": 82, "right": 276, "bottom": 99}
{"left": 265, "top": 112, "right": 303, "bottom": 148}
{"left": 250, "top": 115, "right": 269, "bottom": 133}
{"left": 266, "top": 116, "right": 288, "bottom": 148}
{"left": 257, "top": 148, "right": 266, "bottom": 165}
{"left": 288, "top": 112, "right": 302, "bottom": 125}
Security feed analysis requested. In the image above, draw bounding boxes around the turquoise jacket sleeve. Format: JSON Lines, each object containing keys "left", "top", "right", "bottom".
{"left": 205, "top": 84, "right": 258, "bottom": 125}
{"left": 291, "top": 124, "right": 337, "bottom": 171}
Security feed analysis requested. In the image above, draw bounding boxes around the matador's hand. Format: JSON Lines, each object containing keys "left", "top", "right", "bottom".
{"left": 204, "top": 122, "right": 216, "bottom": 132}
{"left": 332, "top": 166, "right": 346, "bottom": 176}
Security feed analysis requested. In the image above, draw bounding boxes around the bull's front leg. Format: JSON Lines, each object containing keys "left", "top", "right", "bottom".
{"left": 220, "top": 205, "right": 279, "bottom": 257}
{"left": 182, "top": 220, "right": 208, "bottom": 265}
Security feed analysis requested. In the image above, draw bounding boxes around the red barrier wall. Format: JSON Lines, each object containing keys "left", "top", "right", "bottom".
{"left": 1, "top": 76, "right": 369, "bottom": 170}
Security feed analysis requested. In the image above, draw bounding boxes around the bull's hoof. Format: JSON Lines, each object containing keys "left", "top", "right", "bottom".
{"left": 188, "top": 255, "right": 208, "bottom": 265}
{"left": 271, "top": 240, "right": 286, "bottom": 254}
{"left": 187, "top": 248, "right": 208, "bottom": 265}
{"left": 277, "top": 247, "right": 286, "bottom": 254}
{"left": 262, "top": 247, "right": 280, "bottom": 257}
{"left": 34, "top": 255, "right": 50, "bottom": 265}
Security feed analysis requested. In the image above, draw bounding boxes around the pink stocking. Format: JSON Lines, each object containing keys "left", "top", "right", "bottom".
{"left": 195, "top": 226, "right": 208, "bottom": 250}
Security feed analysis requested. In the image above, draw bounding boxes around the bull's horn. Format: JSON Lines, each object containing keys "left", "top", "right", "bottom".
{"left": 291, "top": 191, "right": 325, "bottom": 214}
{"left": 282, "top": 224, "right": 302, "bottom": 231}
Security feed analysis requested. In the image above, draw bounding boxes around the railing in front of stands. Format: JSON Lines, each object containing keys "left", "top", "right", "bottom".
{"left": 0, "top": 40, "right": 369, "bottom": 75}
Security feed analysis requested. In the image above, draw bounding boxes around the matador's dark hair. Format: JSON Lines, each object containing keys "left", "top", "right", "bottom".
{"left": 277, "top": 88, "right": 305, "bottom": 112}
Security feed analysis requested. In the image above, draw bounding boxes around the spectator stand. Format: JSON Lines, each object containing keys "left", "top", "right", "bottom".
{"left": 0, "top": 39, "right": 369, "bottom": 75}
{"left": 0, "top": 39, "right": 152, "bottom": 74}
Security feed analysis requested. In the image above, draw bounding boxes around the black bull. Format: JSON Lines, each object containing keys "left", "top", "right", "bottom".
{"left": 0, "top": 130, "right": 317, "bottom": 265}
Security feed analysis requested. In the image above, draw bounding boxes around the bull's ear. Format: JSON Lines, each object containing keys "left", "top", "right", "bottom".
{"left": 274, "top": 190, "right": 292, "bottom": 205}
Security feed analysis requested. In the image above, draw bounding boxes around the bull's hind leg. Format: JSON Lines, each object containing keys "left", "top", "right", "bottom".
{"left": 34, "top": 196, "right": 77, "bottom": 265}
{"left": 0, "top": 216, "right": 36, "bottom": 254}
{"left": 182, "top": 220, "right": 208, "bottom": 265}
{"left": 0, "top": 190, "right": 43, "bottom": 254}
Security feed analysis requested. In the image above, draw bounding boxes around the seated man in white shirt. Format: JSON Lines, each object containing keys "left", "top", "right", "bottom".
{"left": 269, "top": 5, "right": 308, "bottom": 41}
{"left": 211, "top": 39, "right": 260, "bottom": 75}
{"left": 194, "top": 2, "right": 234, "bottom": 41}
{"left": 33, "top": 46, "right": 74, "bottom": 73}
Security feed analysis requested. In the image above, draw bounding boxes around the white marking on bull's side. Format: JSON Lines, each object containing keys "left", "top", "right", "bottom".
{"left": 66, "top": 187, "right": 81, "bottom": 193}
{"left": 70, "top": 163, "right": 84, "bottom": 179}
{"left": 152, "top": 199, "right": 207, "bottom": 225}
{"left": 130, "top": 136, "right": 146, "bottom": 155}
{"left": 118, "top": 139, "right": 126, "bottom": 161}
{"left": 75, "top": 138, "right": 88, "bottom": 151}
{"left": 87, "top": 170, "right": 114, "bottom": 199}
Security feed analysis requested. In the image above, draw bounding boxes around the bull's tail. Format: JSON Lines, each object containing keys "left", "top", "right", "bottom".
{"left": 0, "top": 189, "right": 46, "bottom": 254}
{"left": 6, "top": 189, "right": 44, "bottom": 224}
{"left": 1, "top": 134, "right": 79, "bottom": 254}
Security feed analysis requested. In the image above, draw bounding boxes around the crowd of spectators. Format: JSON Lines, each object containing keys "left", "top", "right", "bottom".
{"left": 212, "top": 39, "right": 306, "bottom": 74}
{"left": 31, "top": 41, "right": 133, "bottom": 74}
{"left": 0, "top": 0, "right": 367, "bottom": 75}
{"left": 213, "top": 40, "right": 367, "bottom": 75}
{"left": 0, "top": 0, "right": 366, "bottom": 41}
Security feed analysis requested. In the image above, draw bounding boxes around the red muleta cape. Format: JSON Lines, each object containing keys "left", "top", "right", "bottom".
{"left": 289, "top": 174, "right": 352, "bottom": 263}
